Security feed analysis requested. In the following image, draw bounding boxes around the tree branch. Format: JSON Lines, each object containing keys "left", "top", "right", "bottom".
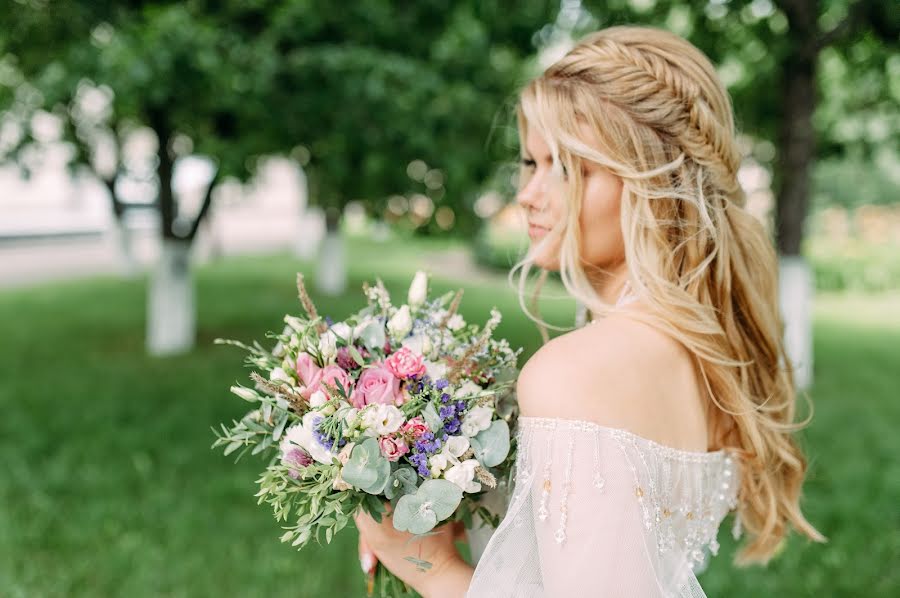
{"left": 183, "top": 169, "right": 221, "bottom": 241}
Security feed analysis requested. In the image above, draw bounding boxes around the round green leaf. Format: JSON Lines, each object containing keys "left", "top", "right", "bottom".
{"left": 471, "top": 419, "right": 510, "bottom": 467}
{"left": 341, "top": 438, "right": 390, "bottom": 494}
{"left": 385, "top": 466, "right": 419, "bottom": 500}
{"left": 392, "top": 479, "right": 462, "bottom": 535}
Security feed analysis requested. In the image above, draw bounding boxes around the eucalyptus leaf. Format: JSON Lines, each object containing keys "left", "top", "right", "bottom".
{"left": 392, "top": 479, "right": 462, "bottom": 535}
{"left": 341, "top": 438, "right": 391, "bottom": 494}
{"left": 471, "top": 419, "right": 510, "bottom": 467}
{"left": 384, "top": 466, "right": 419, "bottom": 500}
{"left": 422, "top": 403, "right": 443, "bottom": 433}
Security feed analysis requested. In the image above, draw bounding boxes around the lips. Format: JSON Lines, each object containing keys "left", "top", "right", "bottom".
{"left": 528, "top": 223, "right": 549, "bottom": 238}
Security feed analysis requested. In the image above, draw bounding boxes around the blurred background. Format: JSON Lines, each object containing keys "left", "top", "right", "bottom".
{"left": 1, "top": 1, "right": 897, "bottom": 596}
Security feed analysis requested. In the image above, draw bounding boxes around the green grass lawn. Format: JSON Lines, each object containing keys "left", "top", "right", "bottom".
{"left": 1, "top": 235, "right": 897, "bottom": 597}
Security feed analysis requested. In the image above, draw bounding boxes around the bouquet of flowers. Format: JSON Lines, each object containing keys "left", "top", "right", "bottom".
{"left": 213, "top": 271, "right": 521, "bottom": 596}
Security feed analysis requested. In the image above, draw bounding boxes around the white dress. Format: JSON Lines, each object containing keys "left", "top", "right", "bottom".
{"left": 465, "top": 417, "right": 740, "bottom": 597}
{"left": 465, "top": 283, "right": 741, "bottom": 597}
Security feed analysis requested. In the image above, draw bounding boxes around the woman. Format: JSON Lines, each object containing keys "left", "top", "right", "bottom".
{"left": 355, "top": 25, "right": 826, "bottom": 597}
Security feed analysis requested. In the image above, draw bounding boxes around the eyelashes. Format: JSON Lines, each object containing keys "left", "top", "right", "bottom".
{"left": 519, "top": 158, "right": 569, "bottom": 179}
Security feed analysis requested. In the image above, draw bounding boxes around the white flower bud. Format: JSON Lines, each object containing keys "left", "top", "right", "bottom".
{"left": 230, "top": 385, "right": 258, "bottom": 402}
{"left": 408, "top": 271, "right": 429, "bottom": 309}
{"left": 319, "top": 331, "right": 337, "bottom": 364}
{"left": 387, "top": 305, "right": 413, "bottom": 338}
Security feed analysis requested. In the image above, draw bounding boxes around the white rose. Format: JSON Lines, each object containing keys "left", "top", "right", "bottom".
{"left": 444, "top": 459, "right": 481, "bottom": 493}
{"left": 461, "top": 406, "right": 493, "bottom": 437}
{"left": 269, "top": 367, "right": 293, "bottom": 385}
{"left": 445, "top": 435, "right": 470, "bottom": 457}
{"left": 428, "top": 435, "right": 470, "bottom": 477}
{"left": 309, "top": 390, "right": 328, "bottom": 408}
{"left": 361, "top": 404, "right": 404, "bottom": 435}
{"left": 447, "top": 314, "right": 465, "bottom": 331}
{"left": 425, "top": 360, "right": 448, "bottom": 382}
{"left": 408, "top": 271, "right": 429, "bottom": 308}
{"left": 387, "top": 305, "right": 413, "bottom": 338}
{"left": 282, "top": 412, "right": 335, "bottom": 465}
{"left": 429, "top": 452, "right": 450, "bottom": 476}
{"left": 353, "top": 315, "right": 378, "bottom": 339}
{"left": 318, "top": 331, "right": 337, "bottom": 364}
{"left": 331, "top": 322, "right": 353, "bottom": 343}
{"left": 401, "top": 333, "right": 432, "bottom": 356}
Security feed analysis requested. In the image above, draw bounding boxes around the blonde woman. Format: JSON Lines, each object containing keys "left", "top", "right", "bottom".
{"left": 354, "top": 25, "right": 826, "bottom": 597}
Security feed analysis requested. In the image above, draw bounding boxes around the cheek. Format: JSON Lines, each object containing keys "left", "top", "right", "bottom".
{"left": 579, "top": 178, "right": 624, "bottom": 264}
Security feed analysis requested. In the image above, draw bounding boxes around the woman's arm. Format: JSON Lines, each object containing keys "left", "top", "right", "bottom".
{"left": 354, "top": 506, "right": 474, "bottom": 598}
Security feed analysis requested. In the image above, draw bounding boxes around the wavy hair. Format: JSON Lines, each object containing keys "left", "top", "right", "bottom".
{"left": 507, "top": 25, "right": 826, "bottom": 565}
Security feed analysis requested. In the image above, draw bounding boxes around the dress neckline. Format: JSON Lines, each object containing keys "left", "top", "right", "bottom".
{"left": 517, "top": 415, "right": 731, "bottom": 462}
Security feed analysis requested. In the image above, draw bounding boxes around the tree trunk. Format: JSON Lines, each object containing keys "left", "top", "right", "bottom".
{"left": 147, "top": 238, "right": 196, "bottom": 356}
{"left": 315, "top": 206, "right": 347, "bottom": 296}
{"left": 778, "top": 255, "right": 814, "bottom": 389}
{"left": 103, "top": 179, "right": 139, "bottom": 277}
{"left": 773, "top": 0, "right": 818, "bottom": 390}
{"left": 146, "top": 112, "right": 196, "bottom": 355}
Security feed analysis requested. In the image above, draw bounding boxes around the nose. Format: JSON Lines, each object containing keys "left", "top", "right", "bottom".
{"left": 515, "top": 170, "right": 549, "bottom": 213}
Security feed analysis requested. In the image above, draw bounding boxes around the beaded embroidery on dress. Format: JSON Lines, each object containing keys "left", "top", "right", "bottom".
{"left": 466, "top": 282, "right": 741, "bottom": 597}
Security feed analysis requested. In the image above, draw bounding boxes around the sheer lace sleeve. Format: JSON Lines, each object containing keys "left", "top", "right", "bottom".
{"left": 466, "top": 417, "right": 740, "bottom": 598}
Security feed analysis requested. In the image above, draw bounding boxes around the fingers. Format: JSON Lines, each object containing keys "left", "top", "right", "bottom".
{"left": 358, "top": 534, "right": 378, "bottom": 575}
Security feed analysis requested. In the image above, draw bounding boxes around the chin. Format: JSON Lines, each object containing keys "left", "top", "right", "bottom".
{"left": 531, "top": 251, "right": 561, "bottom": 271}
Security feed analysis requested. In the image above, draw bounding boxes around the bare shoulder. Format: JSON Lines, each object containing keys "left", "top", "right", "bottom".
{"left": 517, "top": 310, "right": 709, "bottom": 451}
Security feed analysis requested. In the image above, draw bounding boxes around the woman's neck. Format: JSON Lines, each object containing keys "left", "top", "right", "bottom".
{"left": 587, "top": 264, "right": 630, "bottom": 304}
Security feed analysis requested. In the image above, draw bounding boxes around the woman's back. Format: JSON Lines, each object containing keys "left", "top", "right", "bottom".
{"left": 466, "top": 289, "right": 739, "bottom": 597}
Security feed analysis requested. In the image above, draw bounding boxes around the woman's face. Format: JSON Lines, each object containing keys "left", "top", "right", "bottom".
{"left": 516, "top": 121, "right": 626, "bottom": 273}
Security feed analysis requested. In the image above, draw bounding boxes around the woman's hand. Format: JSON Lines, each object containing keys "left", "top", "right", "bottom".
{"left": 354, "top": 502, "right": 474, "bottom": 598}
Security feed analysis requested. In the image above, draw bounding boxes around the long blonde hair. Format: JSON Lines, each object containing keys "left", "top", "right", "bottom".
{"left": 508, "top": 25, "right": 826, "bottom": 565}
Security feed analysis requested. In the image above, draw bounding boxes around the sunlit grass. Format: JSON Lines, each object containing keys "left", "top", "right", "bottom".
{"left": 0, "top": 236, "right": 896, "bottom": 597}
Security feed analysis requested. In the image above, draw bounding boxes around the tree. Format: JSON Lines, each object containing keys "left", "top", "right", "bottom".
{"left": 1, "top": 1, "right": 561, "bottom": 353}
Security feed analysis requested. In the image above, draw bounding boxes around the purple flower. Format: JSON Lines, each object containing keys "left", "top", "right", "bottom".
{"left": 436, "top": 379, "right": 449, "bottom": 390}
{"left": 282, "top": 447, "right": 313, "bottom": 479}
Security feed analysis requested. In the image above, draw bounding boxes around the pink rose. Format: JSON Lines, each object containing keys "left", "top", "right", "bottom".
{"left": 384, "top": 347, "right": 427, "bottom": 380}
{"left": 295, "top": 353, "right": 323, "bottom": 398}
{"left": 401, "top": 416, "right": 430, "bottom": 439}
{"left": 317, "top": 365, "right": 353, "bottom": 399}
{"left": 378, "top": 435, "right": 409, "bottom": 462}
{"left": 350, "top": 365, "right": 402, "bottom": 408}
